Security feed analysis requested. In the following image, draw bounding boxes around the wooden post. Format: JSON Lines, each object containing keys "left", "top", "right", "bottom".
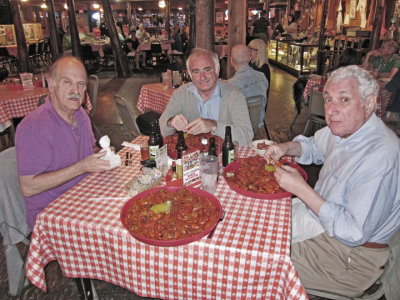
{"left": 189, "top": 0, "right": 196, "bottom": 49}
{"left": 127, "top": 2, "right": 132, "bottom": 29}
{"left": 34, "top": 7, "right": 41, "bottom": 22}
{"left": 370, "top": 0, "right": 385, "bottom": 50}
{"left": 9, "top": 0, "right": 30, "bottom": 73}
{"left": 195, "top": 0, "right": 214, "bottom": 50}
{"left": 227, "top": 0, "right": 246, "bottom": 78}
{"left": 46, "top": 0, "right": 62, "bottom": 61}
{"left": 316, "top": 0, "right": 328, "bottom": 75}
{"left": 166, "top": 0, "right": 170, "bottom": 37}
{"left": 66, "top": 0, "right": 83, "bottom": 61}
{"left": 100, "top": 0, "right": 130, "bottom": 78}
{"left": 87, "top": 4, "right": 93, "bottom": 33}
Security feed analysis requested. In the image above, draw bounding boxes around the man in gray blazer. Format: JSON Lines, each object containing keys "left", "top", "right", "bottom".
{"left": 159, "top": 48, "right": 253, "bottom": 146}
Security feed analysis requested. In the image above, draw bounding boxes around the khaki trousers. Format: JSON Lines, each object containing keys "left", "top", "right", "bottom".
{"left": 291, "top": 232, "right": 389, "bottom": 297}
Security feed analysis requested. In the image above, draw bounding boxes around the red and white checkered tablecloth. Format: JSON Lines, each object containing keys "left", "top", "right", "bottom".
{"left": 0, "top": 85, "right": 48, "bottom": 125}
{"left": 26, "top": 135, "right": 308, "bottom": 300}
{"left": 137, "top": 83, "right": 175, "bottom": 114}
{"left": 302, "top": 76, "right": 323, "bottom": 102}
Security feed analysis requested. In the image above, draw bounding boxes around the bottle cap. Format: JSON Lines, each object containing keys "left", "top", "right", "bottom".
{"left": 201, "top": 138, "right": 208, "bottom": 145}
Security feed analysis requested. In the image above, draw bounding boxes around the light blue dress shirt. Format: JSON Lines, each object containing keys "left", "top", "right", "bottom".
{"left": 227, "top": 64, "right": 268, "bottom": 127}
{"left": 294, "top": 114, "right": 400, "bottom": 246}
{"left": 188, "top": 80, "right": 221, "bottom": 121}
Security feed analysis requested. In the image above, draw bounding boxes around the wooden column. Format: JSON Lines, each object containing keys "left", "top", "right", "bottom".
{"left": 227, "top": 0, "right": 246, "bottom": 78}
{"left": 34, "top": 7, "right": 41, "bottom": 22}
{"left": 195, "top": 0, "right": 214, "bottom": 50}
{"left": 87, "top": 4, "right": 93, "bottom": 32}
{"left": 316, "top": 0, "right": 328, "bottom": 75}
{"left": 46, "top": 0, "right": 61, "bottom": 61}
{"left": 9, "top": 0, "right": 30, "bottom": 73}
{"left": 370, "top": 0, "right": 385, "bottom": 50}
{"left": 100, "top": 0, "right": 130, "bottom": 78}
{"left": 166, "top": 0, "right": 170, "bottom": 37}
{"left": 188, "top": 0, "right": 195, "bottom": 49}
{"left": 127, "top": 2, "right": 132, "bottom": 29}
{"left": 66, "top": 0, "right": 82, "bottom": 60}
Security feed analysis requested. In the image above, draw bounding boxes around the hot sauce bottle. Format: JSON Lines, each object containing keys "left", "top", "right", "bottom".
{"left": 175, "top": 131, "right": 188, "bottom": 159}
{"left": 222, "top": 126, "right": 234, "bottom": 167}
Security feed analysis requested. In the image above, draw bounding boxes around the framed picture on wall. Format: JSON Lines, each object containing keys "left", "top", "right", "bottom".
{"left": 349, "top": 0, "right": 357, "bottom": 19}
{"left": 216, "top": 11, "right": 224, "bottom": 24}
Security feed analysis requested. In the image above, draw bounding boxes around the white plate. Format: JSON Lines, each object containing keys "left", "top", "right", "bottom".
{"left": 249, "top": 139, "right": 276, "bottom": 156}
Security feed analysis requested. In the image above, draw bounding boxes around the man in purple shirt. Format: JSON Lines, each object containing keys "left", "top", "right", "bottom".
{"left": 15, "top": 56, "right": 111, "bottom": 230}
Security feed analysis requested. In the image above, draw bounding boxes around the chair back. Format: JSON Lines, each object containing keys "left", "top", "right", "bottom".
{"left": 86, "top": 74, "right": 99, "bottom": 118}
{"left": 309, "top": 85, "right": 325, "bottom": 119}
{"left": 113, "top": 95, "right": 141, "bottom": 139}
{"left": 28, "top": 43, "right": 36, "bottom": 56}
{"left": 38, "top": 94, "right": 48, "bottom": 107}
{"left": 0, "top": 147, "right": 31, "bottom": 296}
{"left": 246, "top": 95, "right": 264, "bottom": 135}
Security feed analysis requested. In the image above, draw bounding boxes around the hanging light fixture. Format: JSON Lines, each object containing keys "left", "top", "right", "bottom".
{"left": 93, "top": 4, "right": 100, "bottom": 9}
{"left": 64, "top": 3, "right": 68, "bottom": 10}
{"left": 159, "top": 1, "right": 166, "bottom": 8}
{"left": 40, "top": 2, "right": 47, "bottom": 8}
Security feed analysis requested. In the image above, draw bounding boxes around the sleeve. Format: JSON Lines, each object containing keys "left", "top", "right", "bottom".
{"left": 15, "top": 124, "right": 53, "bottom": 176}
{"left": 159, "top": 91, "right": 184, "bottom": 137}
{"left": 318, "top": 150, "right": 399, "bottom": 246}
{"left": 214, "top": 89, "right": 254, "bottom": 146}
{"left": 293, "top": 130, "right": 327, "bottom": 166}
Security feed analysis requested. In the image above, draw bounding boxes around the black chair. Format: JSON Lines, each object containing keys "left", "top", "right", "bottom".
{"left": 28, "top": 43, "right": 40, "bottom": 69}
{"left": 81, "top": 45, "right": 101, "bottom": 73}
{"left": 0, "top": 47, "right": 18, "bottom": 74}
{"left": 290, "top": 76, "right": 309, "bottom": 130}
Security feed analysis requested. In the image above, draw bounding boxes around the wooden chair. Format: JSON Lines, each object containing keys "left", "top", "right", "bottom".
{"left": 113, "top": 95, "right": 141, "bottom": 140}
{"left": 303, "top": 84, "right": 326, "bottom": 136}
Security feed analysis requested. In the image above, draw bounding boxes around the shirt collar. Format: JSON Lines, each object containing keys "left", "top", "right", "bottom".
{"left": 46, "top": 96, "right": 85, "bottom": 128}
{"left": 235, "top": 64, "right": 252, "bottom": 75}
{"left": 335, "top": 113, "right": 379, "bottom": 146}
{"left": 188, "top": 79, "right": 221, "bottom": 102}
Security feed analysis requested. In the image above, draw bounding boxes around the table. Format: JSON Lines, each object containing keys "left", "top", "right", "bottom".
{"left": 302, "top": 75, "right": 323, "bottom": 102}
{"left": 137, "top": 83, "right": 175, "bottom": 114}
{"left": 25, "top": 135, "right": 308, "bottom": 299}
{"left": 0, "top": 85, "right": 48, "bottom": 128}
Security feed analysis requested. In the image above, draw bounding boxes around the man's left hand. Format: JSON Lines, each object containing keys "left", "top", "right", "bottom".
{"left": 274, "top": 164, "right": 307, "bottom": 195}
{"left": 186, "top": 118, "right": 217, "bottom": 135}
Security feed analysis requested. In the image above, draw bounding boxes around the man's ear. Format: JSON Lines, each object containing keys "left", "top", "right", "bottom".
{"left": 364, "top": 95, "right": 377, "bottom": 116}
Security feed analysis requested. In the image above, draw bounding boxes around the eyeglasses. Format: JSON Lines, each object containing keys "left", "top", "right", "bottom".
{"left": 249, "top": 47, "right": 258, "bottom": 52}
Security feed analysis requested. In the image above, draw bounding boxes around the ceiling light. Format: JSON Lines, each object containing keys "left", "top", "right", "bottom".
{"left": 41, "top": 3, "right": 47, "bottom": 8}
{"left": 64, "top": 3, "right": 68, "bottom": 9}
{"left": 159, "top": 1, "right": 166, "bottom": 8}
{"left": 93, "top": 4, "right": 100, "bottom": 9}
{"left": 178, "top": 7, "right": 183, "bottom": 10}
{"left": 138, "top": 7, "right": 143, "bottom": 11}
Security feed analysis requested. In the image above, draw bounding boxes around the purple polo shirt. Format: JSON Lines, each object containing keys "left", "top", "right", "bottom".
{"left": 15, "top": 97, "right": 95, "bottom": 230}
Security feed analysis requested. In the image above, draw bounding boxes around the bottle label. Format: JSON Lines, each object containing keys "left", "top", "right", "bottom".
{"left": 149, "top": 145, "right": 159, "bottom": 160}
{"left": 228, "top": 149, "right": 234, "bottom": 164}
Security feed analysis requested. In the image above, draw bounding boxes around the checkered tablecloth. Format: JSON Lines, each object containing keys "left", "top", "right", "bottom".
{"left": 0, "top": 85, "right": 48, "bottom": 125}
{"left": 26, "top": 136, "right": 308, "bottom": 300}
{"left": 302, "top": 76, "right": 323, "bottom": 101}
{"left": 137, "top": 83, "right": 175, "bottom": 114}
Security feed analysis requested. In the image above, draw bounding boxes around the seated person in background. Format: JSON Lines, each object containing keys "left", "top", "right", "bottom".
{"left": 384, "top": 69, "right": 400, "bottom": 122}
{"left": 228, "top": 44, "right": 269, "bottom": 129}
{"left": 159, "top": 48, "right": 253, "bottom": 146}
{"left": 135, "top": 24, "right": 151, "bottom": 70}
{"left": 15, "top": 56, "right": 112, "bottom": 230}
{"left": 283, "top": 14, "right": 298, "bottom": 39}
{"left": 362, "top": 39, "right": 400, "bottom": 84}
{"left": 264, "top": 65, "right": 400, "bottom": 297}
{"left": 325, "top": 47, "right": 363, "bottom": 76}
{"left": 165, "top": 26, "right": 184, "bottom": 65}
{"left": 124, "top": 28, "right": 139, "bottom": 57}
{"left": 248, "top": 39, "right": 271, "bottom": 98}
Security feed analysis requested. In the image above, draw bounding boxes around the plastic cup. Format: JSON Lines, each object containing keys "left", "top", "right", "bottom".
{"left": 161, "top": 72, "right": 170, "bottom": 90}
{"left": 140, "top": 144, "right": 149, "bottom": 160}
{"left": 200, "top": 155, "right": 219, "bottom": 194}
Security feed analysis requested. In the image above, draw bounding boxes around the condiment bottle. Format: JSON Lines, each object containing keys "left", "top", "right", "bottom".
{"left": 201, "top": 138, "right": 208, "bottom": 157}
{"left": 148, "top": 121, "right": 162, "bottom": 160}
{"left": 175, "top": 131, "right": 188, "bottom": 159}
{"left": 208, "top": 137, "right": 217, "bottom": 157}
{"left": 171, "top": 161, "right": 178, "bottom": 180}
{"left": 222, "top": 126, "right": 234, "bottom": 167}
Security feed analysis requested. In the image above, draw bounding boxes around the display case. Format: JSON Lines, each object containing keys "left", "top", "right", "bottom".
{"left": 268, "top": 40, "right": 318, "bottom": 76}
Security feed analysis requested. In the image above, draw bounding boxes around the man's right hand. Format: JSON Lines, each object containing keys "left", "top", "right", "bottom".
{"left": 264, "top": 144, "right": 287, "bottom": 164}
{"left": 79, "top": 152, "right": 111, "bottom": 173}
{"left": 168, "top": 114, "right": 189, "bottom": 131}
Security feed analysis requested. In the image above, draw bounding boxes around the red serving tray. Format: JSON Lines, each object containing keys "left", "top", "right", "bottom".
{"left": 120, "top": 186, "right": 223, "bottom": 247}
{"left": 223, "top": 160, "right": 307, "bottom": 200}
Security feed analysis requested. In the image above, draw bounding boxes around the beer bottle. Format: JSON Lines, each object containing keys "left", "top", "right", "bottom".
{"left": 175, "top": 131, "right": 188, "bottom": 159}
{"left": 154, "top": 119, "right": 163, "bottom": 147}
{"left": 148, "top": 121, "right": 161, "bottom": 160}
{"left": 222, "top": 126, "right": 234, "bottom": 167}
{"left": 201, "top": 138, "right": 208, "bottom": 157}
{"left": 208, "top": 137, "right": 217, "bottom": 157}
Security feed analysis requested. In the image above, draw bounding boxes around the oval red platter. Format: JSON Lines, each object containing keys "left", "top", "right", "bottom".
{"left": 120, "top": 186, "right": 223, "bottom": 247}
{"left": 222, "top": 160, "right": 307, "bottom": 200}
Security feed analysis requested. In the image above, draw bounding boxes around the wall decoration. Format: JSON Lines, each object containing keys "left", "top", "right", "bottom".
{"left": 349, "top": 0, "right": 357, "bottom": 19}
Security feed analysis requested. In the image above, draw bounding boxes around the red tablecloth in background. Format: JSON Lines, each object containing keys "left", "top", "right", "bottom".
{"left": 137, "top": 83, "right": 175, "bottom": 114}
{"left": 26, "top": 135, "right": 308, "bottom": 300}
{"left": 0, "top": 85, "right": 48, "bottom": 125}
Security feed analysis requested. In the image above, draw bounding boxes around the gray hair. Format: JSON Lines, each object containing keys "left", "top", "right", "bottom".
{"left": 325, "top": 65, "right": 379, "bottom": 104}
{"left": 186, "top": 48, "right": 220, "bottom": 77}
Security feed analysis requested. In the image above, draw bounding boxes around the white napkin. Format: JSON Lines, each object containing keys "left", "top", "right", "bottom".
{"left": 99, "top": 136, "right": 121, "bottom": 169}
{"left": 121, "top": 141, "right": 140, "bottom": 151}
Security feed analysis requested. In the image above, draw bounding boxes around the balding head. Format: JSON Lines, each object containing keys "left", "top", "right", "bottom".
{"left": 231, "top": 44, "right": 251, "bottom": 71}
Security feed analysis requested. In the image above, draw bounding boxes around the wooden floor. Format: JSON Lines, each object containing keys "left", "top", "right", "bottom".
{"left": 1, "top": 64, "right": 325, "bottom": 299}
